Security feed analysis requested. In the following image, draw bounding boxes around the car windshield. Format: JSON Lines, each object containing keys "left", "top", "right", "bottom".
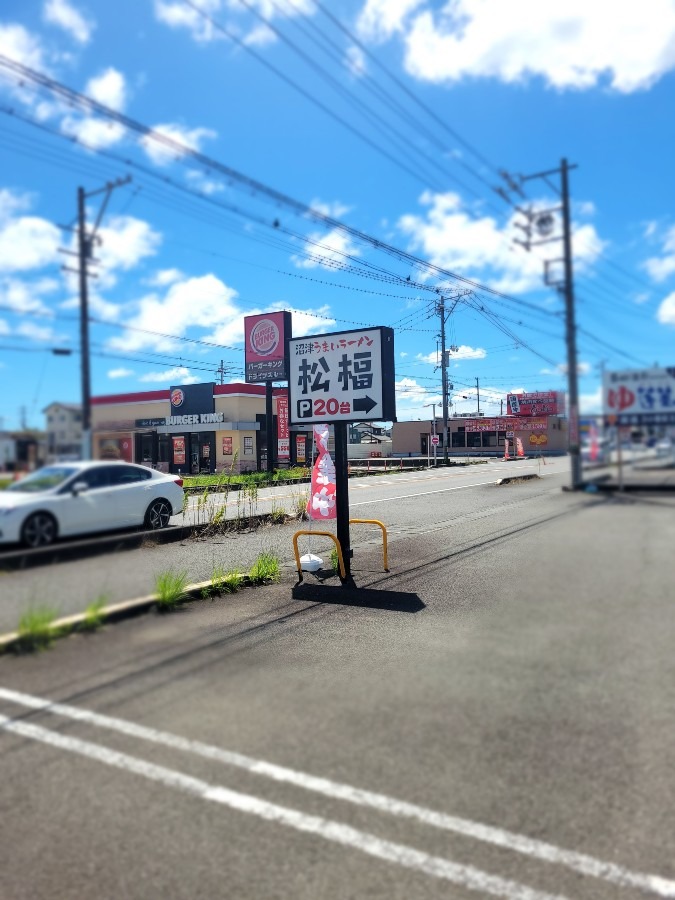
{"left": 7, "top": 466, "right": 78, "bottom": 493}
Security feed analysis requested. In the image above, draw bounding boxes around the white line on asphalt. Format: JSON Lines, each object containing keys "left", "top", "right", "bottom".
{"left": 350, "top": 480, "right": 502, "bottom": 506}
{"left": 1, "top": 687, "right": 673, "bottom": 897}
{"left": 0, "top": 712, "right": 565, "bottom": 900}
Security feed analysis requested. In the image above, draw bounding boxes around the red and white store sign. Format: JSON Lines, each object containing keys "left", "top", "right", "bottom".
{"left": 244, "top": 311, "right": 291, "bottom": 382}
{"left": 277, "top": 393, "right": 290, "bottom": 459}
{"left": 507, "top": 391, "right": 563, "bottom": 416}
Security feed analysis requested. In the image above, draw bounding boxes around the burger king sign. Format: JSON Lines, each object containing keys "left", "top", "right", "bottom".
{"left": 244, "top": 311, "right": 291, "bottom": 382}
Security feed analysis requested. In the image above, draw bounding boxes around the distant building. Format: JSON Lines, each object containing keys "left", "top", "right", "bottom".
{"left": 43, "top": 402, "right": 82, "bottom": 461}
{"left": 0, "top": 432, "right": 16, "bottom": 470}
{"left": 393, "top": 415, "right": 568, "bottom": 457}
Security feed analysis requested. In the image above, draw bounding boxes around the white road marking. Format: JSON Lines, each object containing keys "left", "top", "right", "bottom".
{"left": 0, "top": 712, "right": 565, "bottom": 900}
{"left": 1, "top": 687, "right": 673, "bottom": 897}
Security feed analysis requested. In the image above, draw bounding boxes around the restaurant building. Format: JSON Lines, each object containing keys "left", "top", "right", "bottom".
{"left": 91, "top": 382, "right": 309, "bottom": 474}
{"left": 393, "top": 414, "right": 568, "bottom": 457}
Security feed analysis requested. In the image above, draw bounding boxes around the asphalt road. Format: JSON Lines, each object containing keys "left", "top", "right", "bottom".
{"left": 1, "top": 465, "right": 674, "bottom": 898}
{"left": 0, "top": 458, "right": 568, "bottom": 634}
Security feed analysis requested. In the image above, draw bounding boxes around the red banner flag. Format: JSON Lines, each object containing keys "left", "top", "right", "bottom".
{"left": 307, "top": 424, "right": 337, "bottom": 519}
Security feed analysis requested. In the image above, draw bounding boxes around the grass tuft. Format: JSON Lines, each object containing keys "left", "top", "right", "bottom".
{"left": 209, "top": 564, "right": 244, "bottom": 596}
{"left": 82, "top": 594, "right": 109, "bottom": 631}
{"left": 248, "top": 552, "right": 281, "bottom": 585}
{"left": 16, "top": 606, "right": 59, "bottom": 652}
{"left": 155, "top": 569, "right": 189, "bottom": 611}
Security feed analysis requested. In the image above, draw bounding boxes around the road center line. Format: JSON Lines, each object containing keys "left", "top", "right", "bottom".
{"left": 0, "top": 712, "right": 564, "bottom": 900}
{"left": 1, "top": 687, "right": 672, "bottom": 897}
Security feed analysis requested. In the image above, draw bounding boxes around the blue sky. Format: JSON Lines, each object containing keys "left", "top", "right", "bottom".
{"left": 1, "top": 0, "right": 675, "bottom": 431}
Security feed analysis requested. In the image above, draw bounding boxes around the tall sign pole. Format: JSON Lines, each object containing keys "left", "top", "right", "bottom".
{"left": 289, "top": 326, "right": 396, "bottom": 585}
{"left": 243, "top": 311, "right": 292, "bottom": 475}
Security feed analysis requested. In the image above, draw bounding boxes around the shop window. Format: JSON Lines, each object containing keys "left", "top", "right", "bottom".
{"left": 452, "top": 431, "right": 466, "bottom": 447}
{"left": 467, "top": 432, "right": 482, "bottom": 448}
{"left": 497, "top": 431, "right": 506, "bottom": 446}
{"left": 158, "top": 435, "right": 170, "bottom": 463}
{"left": 482, "top": 431, "right": 497, "bottom": 447}
{"left": 244, "top": 436, "right": 253, "bottom": 455}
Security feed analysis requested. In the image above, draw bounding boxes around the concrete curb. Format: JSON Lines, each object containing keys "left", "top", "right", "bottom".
{"left": 0, "top": 574, "right": 253, "bottom": 654}
{"left": 495, "top": 474, "right": 541, "bottom": 486}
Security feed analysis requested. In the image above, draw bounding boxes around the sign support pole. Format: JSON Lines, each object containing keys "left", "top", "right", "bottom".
{"left": 333, "top": 422, "right": 352, "bottom": 582}
{"left": 266, "top": 382, "right": 274, "bottom": 474}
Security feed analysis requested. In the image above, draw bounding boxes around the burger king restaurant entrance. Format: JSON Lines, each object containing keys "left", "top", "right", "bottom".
{"left": 133, "top": 430, "right": 216, "bottom": 474}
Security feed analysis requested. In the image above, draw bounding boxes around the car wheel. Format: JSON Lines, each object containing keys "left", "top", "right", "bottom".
{"left": 145, "top": 498, "right": 172, "bottom": 530}
{"left": 21, "top": 512, "right": 58, "bottom": 548}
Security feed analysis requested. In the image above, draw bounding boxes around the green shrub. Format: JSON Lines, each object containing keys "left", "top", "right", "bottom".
{"left": 155, "top": 569, "right": 189, "bottom": 610}
{"left": 249, "top": 552, "right": 281, "bottom": 585}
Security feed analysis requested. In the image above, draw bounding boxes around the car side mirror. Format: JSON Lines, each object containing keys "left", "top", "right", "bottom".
{"left": 71, "top": 480, "right": 89, "bottom": 495}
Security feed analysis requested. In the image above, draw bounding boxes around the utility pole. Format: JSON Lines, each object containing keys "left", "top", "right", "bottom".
{"left": 560, "top": 158, "right": 582, "bottom": 489}
{"left": 439, "top": 297, "right": 449, "bottom": 464}
{"left": 64, "top": 177, "right": 131, "bottom": 460}
{"left": 77, "top": 186, "right": 92, "bottom": 460}
{"left": 216, "top": 359, "right": 226, "bottom": 385}
{"left": 476, "top": 377, "right": 480, "bottom": 416}
{"left": 508, "top": 158, "right": 582, "bottom": 490}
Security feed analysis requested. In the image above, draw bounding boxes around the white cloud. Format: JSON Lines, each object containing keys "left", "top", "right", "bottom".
{"left": 448, "top": 344, "right": 486, "bottom": 360}
{"left": 59, "top": 67, "right": 128, "bottom": 149}
{"left": 186, "top": 169, "right": 225, "bottom": 195}
{"left": 61, "top": 115, "right": 126, "bottom": 149}
{"left": 140, "top": 122, "right": 217, "bottom": 166}
{"left": 95, "top": 215, "right": 162, "bottom": 286}
{"left": 108, "top": 274, "right": 240, "bottom": 352}
{"left": 357, "top": 0, "right": 425, "bottom": 42}
{"left": 0, "top": 24, "right": 47, "bottom": 74}
{"left": 365, "top": 0, "right": 675, "bottom": 93}
{"left": 656, "top": 291, "right": 675, "bottom": 325}
{"left": 541, "top": 361, "right": 591, "bottom": 376}
{"left": 394, "top": 376, "right": 440, "bottom": 419}
{"left": 293, "top": 228, "right": 360, "bottom": 270}
{"left": 43, "top": 0, "right": 94, "bottom": 44}
{"left": 398, "top": 190, "right": 604, "bottom": 294}
{"left": 60, "top": 291, "right": 121, "bottom": 320}
{"left": 345, "top": 45, "right": 367, "bottom": 78}
{"left": 146, "top": 268, "right": 184, "bottom": 287}
{"left": 154, "top": 0, "right": 315, "bottom": 46}
{"left": 0, "top": 277, "right": 57, "bottom": 315}
{"left": 0, "top": 190, "right": 60, "bottom": 273}
{"left": 580, "top": 386, "right": 602, "bottom": 414}
{"left": 309, "top": 198, "right": 352, "bottom": 220}
{"left": 644, "top": 225, "right": 675, "bottom": 282}
{"left": 140, "top": 366, "right": 200, "bottom": 384}
{"left": 154, "top": 0, "right": 224, "bottom": 43}
{"left": 86, "top": 67, "right": 126, "bottom": 110}
{"left": 107, "top": 367, "right": 134, "bottom": 379}
{"left": 16, "top": 321, "right": 62, "bottom": 342}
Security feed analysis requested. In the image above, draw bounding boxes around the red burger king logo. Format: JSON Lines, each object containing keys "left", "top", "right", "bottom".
{"left": 250, "top": 318, "right": 280, "bottom": 357}
{"left": 170, "top": 388, "right": 185, "bottom": 408}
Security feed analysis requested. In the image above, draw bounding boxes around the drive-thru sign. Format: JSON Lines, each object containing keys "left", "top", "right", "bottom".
{"left": 288, "top": 326, "right": 396, "bottom": 425}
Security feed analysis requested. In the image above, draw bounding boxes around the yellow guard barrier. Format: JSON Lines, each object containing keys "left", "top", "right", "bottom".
{"left": 292, "top": 530, "right": 346, "bottom": 581}
{"left": 349, "top": 518, "right": 389, "bottom": 571}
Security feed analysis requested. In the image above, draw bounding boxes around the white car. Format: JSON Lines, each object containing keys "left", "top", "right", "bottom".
{"left": 0, "top": 461, "right": 185, "bottom": 549}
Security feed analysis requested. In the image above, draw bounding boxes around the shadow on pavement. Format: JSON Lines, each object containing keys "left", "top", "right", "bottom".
{"left": 292, "top": 582, "right": 425, "bottom": 613}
